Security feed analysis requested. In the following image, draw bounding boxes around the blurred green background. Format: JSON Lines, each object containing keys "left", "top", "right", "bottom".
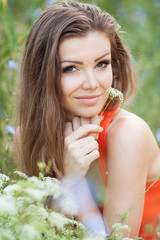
{"left": 0, "top": 0, "right": 160, "bottom": 175}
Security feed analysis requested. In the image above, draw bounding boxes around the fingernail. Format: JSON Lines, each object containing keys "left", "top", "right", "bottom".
{"left": 100, "top": 116, "right": 104, "bottom": 121}
{"left": 100, "top": 127, "right": 103, "bottom": 132}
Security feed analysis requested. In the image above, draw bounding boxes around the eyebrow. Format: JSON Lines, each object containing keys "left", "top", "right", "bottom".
{"left": 60, "top": 52, "right": 111, "bottom": 65}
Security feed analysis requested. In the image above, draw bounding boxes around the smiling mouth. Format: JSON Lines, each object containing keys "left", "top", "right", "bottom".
{"left": 75, "top": 95, "right": 100, "bottom": 104}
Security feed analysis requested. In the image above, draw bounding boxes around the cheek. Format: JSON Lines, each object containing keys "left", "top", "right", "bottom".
{"left": 100, "top": 69, "right": 113, "bottom": 89}
{"left": 61, "top": 75, "right": 81, "bottom": 98}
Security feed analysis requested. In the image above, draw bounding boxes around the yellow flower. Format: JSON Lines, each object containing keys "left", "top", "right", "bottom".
{"left": 18, "top": 35, "right": 25, "bottom": 43}
{"left": 1, "top": 0, "right": 8, "bottom": 8}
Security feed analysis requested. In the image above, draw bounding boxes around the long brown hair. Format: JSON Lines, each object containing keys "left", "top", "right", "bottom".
{"left": 18, "top": 1, "right": 136, "bottom": 178}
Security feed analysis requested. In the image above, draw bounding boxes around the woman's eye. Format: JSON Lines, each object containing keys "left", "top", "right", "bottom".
{"left": 96, "top": 60, "right": 111, "bottom": 69}
{"left": 62, "top": 66, "right": 77, "bottom": 73}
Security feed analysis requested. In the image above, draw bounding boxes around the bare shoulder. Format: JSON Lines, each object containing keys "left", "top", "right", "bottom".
{"left": 107, "top": 108, "right": 160, "bottom": 181}
{"left": 108, "top": 108, "right": 156, "bottom": 146}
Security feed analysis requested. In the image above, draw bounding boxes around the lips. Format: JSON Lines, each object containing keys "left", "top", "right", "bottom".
{"left": 75, "top": 95, "right": 100, "bottom": 104}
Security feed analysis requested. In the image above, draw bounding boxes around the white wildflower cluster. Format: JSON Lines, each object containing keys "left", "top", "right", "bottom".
{"left": 83, "top": 237, "right": 105, "bottom": 240}
{"left": 123, "top": 238, "right": 134, "bottom": 240}
{"left": 16, "top": 224, "right": 42, "bottom": 240}
{"left": 0, "top": 195, "right": 17, "bottom": 215}
{"left": 0, "top": 229, "right": 15, "bottom": 240}
{"left": 0, "top": 171, "right": 88, "bottom": 240}
{"left": 0, "top": 171, "right": 146, "bottom": 240}
{"left": 24, "top": 187, "right": 47, "bottom": 202}
{"left": 0, "top": 173, "right": 10, "bottom": 190}
{"left": 48, "top": 211, "right": 68, "bottom": 228}
{"left": 14, "top": 170, "right": 28, "bottom": 179}
{"left": 112, "top": 223, "right": 130, "bottom": 231}
{"left": 112, "top": 223, "right": 131, "bottom": 239}
{"left": 100, "top": 87, "right": 124, "bottom": 118}
{"left": 3, "top": 184, "right": 21, "bottom": 195}
{"left": 108, "top": 87, "right": 124, "bottom": 102}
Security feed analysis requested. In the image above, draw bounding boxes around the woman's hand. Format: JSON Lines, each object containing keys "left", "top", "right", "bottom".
{"left": 64, "top": 116, "right": 103, "bottom": 177}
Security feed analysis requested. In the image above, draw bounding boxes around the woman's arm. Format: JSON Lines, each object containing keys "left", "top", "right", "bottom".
{"left": 63, "top": 116, "right": 109, "bottom": 237}
{"left": 104, "top": 117, "right": 151, "bottom": 238}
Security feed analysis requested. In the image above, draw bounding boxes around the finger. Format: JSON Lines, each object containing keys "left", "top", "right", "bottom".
{"left": 65, "top": 124, "right": 103, "bottom": 144}
{"left": 90, "top": 115, "right": 99, "bottom": 125}
{"left": 80, "top": 117, "right": 98, "bottom": 140}
{"left": 69, "top": 135, "right": 95, "bottom": 149}
{"left": 72, "top": 117, "right": 81, "bottom": 131}
{"left": 81, "top": 149, "right": 100, "bottom": 165}
{"left": 88, "top": 132, "right": 99, "bottom": 140}
{"left": 64, "top": 122, "right": 73, "bottom": 137}
{"left": 89, "top": 115, "right": 100, "bottom": 140}
{"left": 80, "top": 117, "right": 90, "bottom": 126}
{"left": 80, "top": 140, "right": 99, "bottom": 157}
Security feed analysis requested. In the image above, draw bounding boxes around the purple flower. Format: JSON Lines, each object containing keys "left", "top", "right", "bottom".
{"left": 6, "top": 125, "right": 15, "bottom": 135}
{"left": 8, "top": 60, "right": 18, "bottom": 69}
{"left": 156, "top": 129, "right": 160, "bottom": 142}
{"left": 45, "top": 0, "right": 57, "bottom": 6}
{"left": 34, "top": 8, "right": 42, "bottom": 17}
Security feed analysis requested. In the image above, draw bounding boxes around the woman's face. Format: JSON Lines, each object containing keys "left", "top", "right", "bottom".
{"left": 59, "top": 31, "right": 113, "bottom": 119}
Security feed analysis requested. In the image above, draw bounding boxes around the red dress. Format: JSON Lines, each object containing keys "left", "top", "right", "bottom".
{"left": 97, "top": 107, "right": 160, "bottom": 240}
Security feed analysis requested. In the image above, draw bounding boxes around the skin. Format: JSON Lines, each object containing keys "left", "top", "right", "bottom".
{"left": 59, "top": 31, "right": 160, "bottom": 238}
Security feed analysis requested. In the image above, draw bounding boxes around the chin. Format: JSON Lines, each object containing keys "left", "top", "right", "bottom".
{"left": 76, "top": 109, "right": 101, "bottom": 118}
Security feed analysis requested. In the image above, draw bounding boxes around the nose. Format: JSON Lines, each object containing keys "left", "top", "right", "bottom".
{"left": 82, "top": 70, "right": 99, "bottom": 89}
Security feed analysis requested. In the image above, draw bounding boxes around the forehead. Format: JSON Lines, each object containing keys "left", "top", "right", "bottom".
{"left": 59, "top": 31, "right": 111, "bottom": 60}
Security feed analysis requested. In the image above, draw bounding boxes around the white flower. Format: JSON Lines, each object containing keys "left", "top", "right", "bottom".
{"left": 3, "top": 184, "right": 21, "bottom": 195}
{"left": 0, "top": 179, "right": 3, "bottom": 188}
{"left": 0, "top": 229, "right": 16, "bottom": 240}
{"left": 27, "top": 204, "right": 48, "bottom": 220}
{"left": 58, "top": 191, "right": 79, "bottom": 216}
{"left": 0, "top": 173, "right": 10, "bottom": 181}
{"left": 16, "top": 196, "right": 25, "bottom": 209}
{"left": 0, "top": 173, "right": 10, "bottom": 189}
{"left": 17, "top": 224, "right": 42, "bottom": 240}
{"left": 112, "top": 223, "right": 130, "bottom": 231}
{"left": 66, "top": 219, "right": 85, "bottom": 229}
{"left": 14, "top": 171, "right": 28, "bottom": 179}
{"left": 83, "top": 236, "right": 104, "bottom": 240}
{"left": 108, "top": 87, "right": 124, "bottom": 102}
{"left": 0, "top": 195, "right": 17, "bottom": 215}
{"left": 43, "top": 179, "right": 62, "bottom": 197}
{"left": 48, "top": 211, "right": 68, "bottom": 228}
{"left": 28, "top": 176, "right": 46, "bottom": 190}
{"left": 36, "top": 206, "right": 48, "bottom": 219}
{"left": 43, "top": 176, "right": 60, "bottom": 184}
{"left": 24, "top": 188, "right": 47, "bottom": 201}
{"left": 123, "top": 238, "right": 134, "bottom": 240}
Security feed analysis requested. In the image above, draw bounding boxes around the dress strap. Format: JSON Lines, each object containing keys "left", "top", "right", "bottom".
{"left": 97, "top": 106, "right": 119, "bottom": 186}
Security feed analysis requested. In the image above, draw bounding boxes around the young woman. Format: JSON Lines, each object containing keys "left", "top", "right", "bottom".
{"left": 15, "top": 1, "right": 160, "bottom": 239}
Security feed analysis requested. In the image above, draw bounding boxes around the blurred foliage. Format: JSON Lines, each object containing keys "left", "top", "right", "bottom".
{"left": 0, "top": 0, "right": 160, "bottom": 174}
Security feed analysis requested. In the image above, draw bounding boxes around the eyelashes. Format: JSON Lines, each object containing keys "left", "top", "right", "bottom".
{"left": 62, "top": 66, "right": 76, "bottom": 73}
{"left": 96, "top": 60, "right": 111, "bottom": 68}
{"left": 62, "top": 59, "right": 111, "bottom": 73}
